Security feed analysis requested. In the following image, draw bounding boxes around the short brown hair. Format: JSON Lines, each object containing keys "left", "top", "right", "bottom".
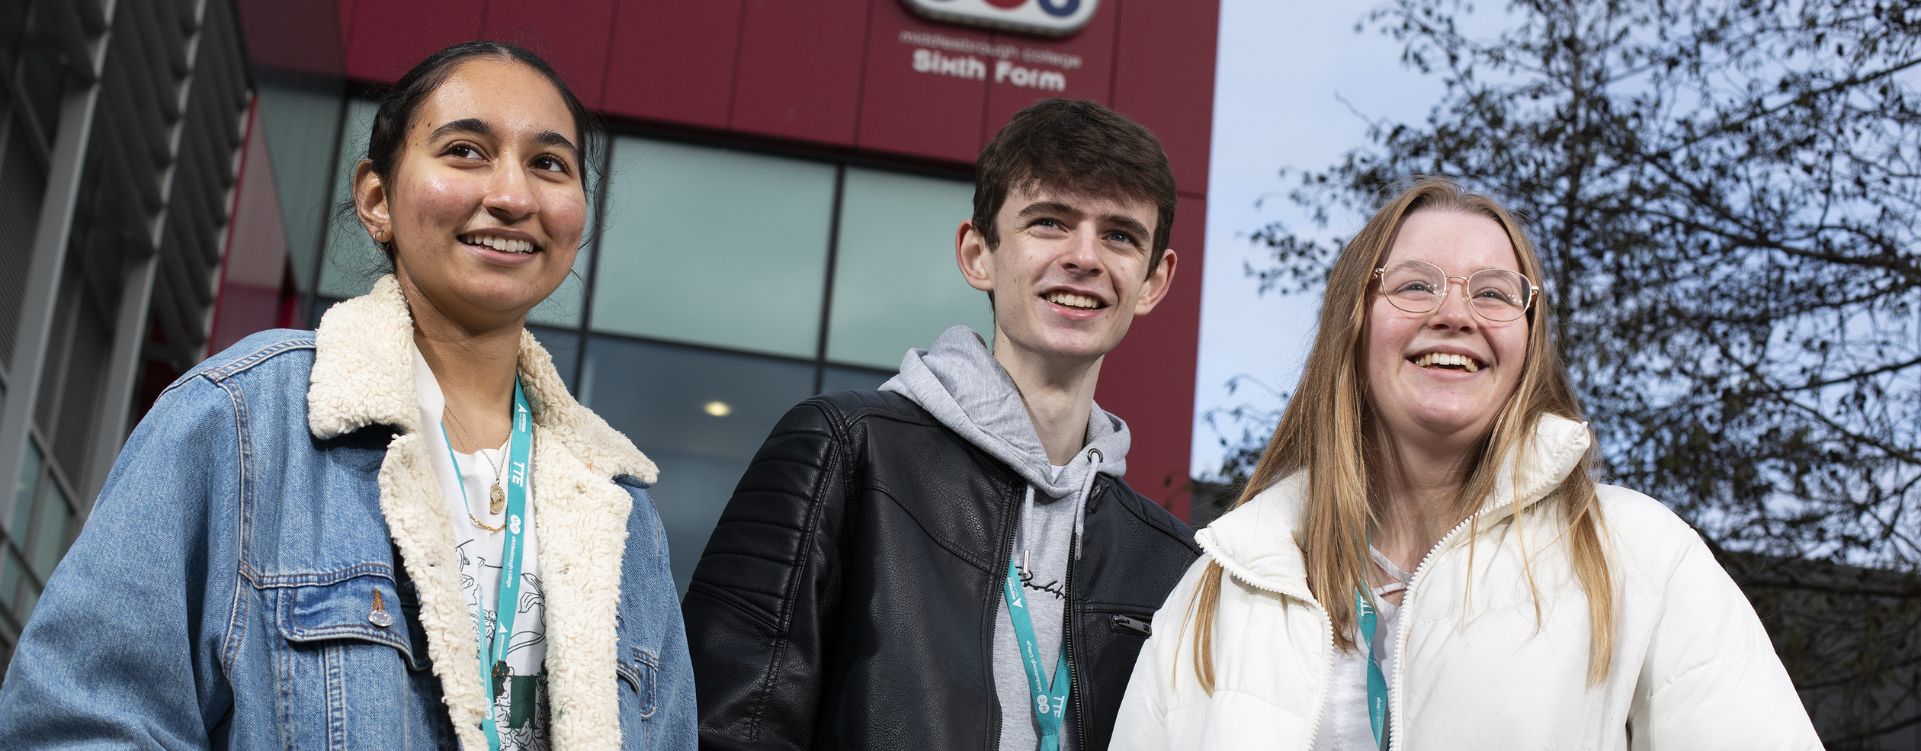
{"left": 972, "top": 99, "right": 1177, "bottom": 272}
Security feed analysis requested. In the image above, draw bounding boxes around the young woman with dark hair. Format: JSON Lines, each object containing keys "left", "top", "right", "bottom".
{"left": 0, "top": 42, "right": 695, "bottom": 749}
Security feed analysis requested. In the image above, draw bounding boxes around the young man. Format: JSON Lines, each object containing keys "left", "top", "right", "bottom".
{"left": 682, "top": 99, "right": 1200, "bottom": 750}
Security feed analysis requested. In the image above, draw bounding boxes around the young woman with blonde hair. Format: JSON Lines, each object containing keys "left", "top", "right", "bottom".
{"left": 1113, "top": 177, "right": 1818, "bottom": 749}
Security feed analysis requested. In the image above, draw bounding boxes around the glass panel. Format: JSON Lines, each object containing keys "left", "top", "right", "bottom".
{"left": 578, "top": 336, "right": 814, "bottom": 593}
{"left": 826, "top": 168, "right": 990, "bottom": 369}
{"left": 16, "top": 584, "right": 35, "bottom": 624}
{"left": 18, "top": 39, "right": 62, "bottom": 140}
{"left": 29, "top": 481, "right": 70, "bottom": 579}
{"left": 526, "top": 257, "right": 592, "bottom": 329}
{"left": 0, "top": 1, "right": 28, "bottom": 67}
{"left": 254, "top": 76, "right": 347, "bottom": 296}
{"left": 592, "top": 138, "right": 835, "bottom": 358}
{"left": 9, "top": 443, "right": 40, "bottom": 535}
{"left": 819, "top": 364, "right": 892, "bottom": 394}
{"left": 318, "top": 99, "right": 381, "bottom": 302}
{"left": 0, "top": 548, "right": 21, "bottom": 629}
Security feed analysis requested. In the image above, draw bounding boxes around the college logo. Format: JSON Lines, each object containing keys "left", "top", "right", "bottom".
{"left": 902, "top": 0, "right": 1099, "bottom": 38}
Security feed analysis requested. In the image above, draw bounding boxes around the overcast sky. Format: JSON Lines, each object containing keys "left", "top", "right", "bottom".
{"left": 1190, "top": 1, "right": 1445, "bottom": 476}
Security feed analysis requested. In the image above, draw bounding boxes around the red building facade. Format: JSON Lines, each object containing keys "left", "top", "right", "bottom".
{"left": 214, "top": 0, "right": 1218, "bottom": 588}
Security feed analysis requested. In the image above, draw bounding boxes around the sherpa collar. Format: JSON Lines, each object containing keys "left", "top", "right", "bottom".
{"left": 308, "top": 274, "right": 656, "bottom": 483}
{"left": 306, "top": 274, "right": 657, "bottom": 749}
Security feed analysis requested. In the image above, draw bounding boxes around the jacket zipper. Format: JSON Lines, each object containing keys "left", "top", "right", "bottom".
{"left": 1109, "top": 613, "right": 1151, "bottom": 636}
{"left": 1386, "top": 513, "right": 1474, "bottom": 751}
{"left": 1200, "top": 539, "right": 1336, "bottom": 750}
{"left": 989, "top": 478, "right": 1022, "bottom": 751}
{"left": 1063, "top": 490, "right": 1091, "bottom": 751}
{"left": 1388, "top": 471, "right": 1564, "bottom": 750}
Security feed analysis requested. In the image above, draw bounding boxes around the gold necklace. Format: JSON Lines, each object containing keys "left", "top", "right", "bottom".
{"left": 443, "top": 407, "right": 508, "bottom": 514}
{"left": 439, "top": 416, "right": 503, "bottom": 533}
{"left": 439, "top": 436, "right": 506, "bottom": 533}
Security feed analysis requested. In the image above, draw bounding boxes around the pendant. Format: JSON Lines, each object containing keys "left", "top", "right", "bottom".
{"left": 367, "top": 589, "right": 394, "bottom": 628}
{"left": 489, "top": 483, "right": 506, "bottom": 514}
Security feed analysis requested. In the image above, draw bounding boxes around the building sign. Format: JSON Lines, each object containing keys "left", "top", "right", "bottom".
{"left": 901, "top": 0, "right": 1100, "bottom": 38}
{"left": 900, "top": 29, "right": 1083, "bottom": 92}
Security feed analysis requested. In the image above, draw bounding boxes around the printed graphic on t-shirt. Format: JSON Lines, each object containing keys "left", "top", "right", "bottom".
{"left": 458, "top": 539, "right": 550, "bottom": 750}
{"left": 1017, "top": 564, "right": 1066, "bottom": 601}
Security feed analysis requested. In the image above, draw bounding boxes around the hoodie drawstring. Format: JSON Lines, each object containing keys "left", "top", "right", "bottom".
{"left": 1018, "top": 485, "right": 1038, "bottom": 571}
{"left": 1071, "top": 448, "right": 1101, "bottom": 560}
{"left": 1017, "top": 447, "right": 1105, "bottom": 565}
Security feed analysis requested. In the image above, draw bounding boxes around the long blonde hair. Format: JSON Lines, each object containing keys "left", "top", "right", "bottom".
{"left": 1185, "top": 177, "right": 1614, "bottom": 690}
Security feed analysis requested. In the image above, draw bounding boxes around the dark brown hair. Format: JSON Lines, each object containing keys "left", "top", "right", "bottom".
{"left": 972, "top": 99, "right": 1177, "bottom": 272}
{"left": 365, "top": 41, "right": 603, "bottom": 203}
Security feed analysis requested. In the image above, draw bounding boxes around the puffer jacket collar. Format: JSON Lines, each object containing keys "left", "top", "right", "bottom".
{"left": 305, "top": 275, "right": 657, "bottom": 750}
{"left": 1198, "top": 415, "right": 1592, "bottom": 598}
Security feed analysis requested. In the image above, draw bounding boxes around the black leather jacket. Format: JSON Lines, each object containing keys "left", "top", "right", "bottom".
{"left": 683, "top": 390, "right": 1200, "bottom": 750}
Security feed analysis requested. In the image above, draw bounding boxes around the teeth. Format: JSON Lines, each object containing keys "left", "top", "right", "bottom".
{"left": 460, "top": 234, "right": 537, "bottom": 254}
{"left": 1045, "top": 292, "right": 1101, "bottom": 309}
{"left": 1414, "top": 352, "right": 1481, "bottom": 372}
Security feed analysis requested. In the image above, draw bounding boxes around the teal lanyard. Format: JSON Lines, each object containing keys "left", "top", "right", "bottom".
{"left": 439, "top": 376, "right": 533, "bottom": 751}
{"left": 1002, "top": 559, "right": 1071, "bottom": 751}
{"left": 1356, "top": 590, "right": 1389, "bottom": 750}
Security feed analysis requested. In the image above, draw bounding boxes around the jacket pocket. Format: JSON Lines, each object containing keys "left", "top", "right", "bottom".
{"left": 616, "top": 646, "right": 659, "bottom": 717}
{"left": 616, "top": 645, "right": 660, "bottom": 748}
{"left": 1109, "top": 612, "right": 1153, "bottom": 637}
{"left": 267, "top": 569, "right": 451, "bottom": 749}
{"left": 277, "top": 571, "right": 424, "bottom": 667}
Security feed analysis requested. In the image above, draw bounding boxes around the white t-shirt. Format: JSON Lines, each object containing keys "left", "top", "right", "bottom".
{"left": 413, "top": 350, "right": 550, "bottom": 748}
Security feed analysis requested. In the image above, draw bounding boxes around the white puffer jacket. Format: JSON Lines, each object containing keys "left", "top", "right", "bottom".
{"left": 1113, "top": 416, "right": 1821, "bottom": 750}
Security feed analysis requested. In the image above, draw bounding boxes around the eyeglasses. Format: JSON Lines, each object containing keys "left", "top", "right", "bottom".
{"left": 1372, "top": 260, "right": 1539, "bottom": 323}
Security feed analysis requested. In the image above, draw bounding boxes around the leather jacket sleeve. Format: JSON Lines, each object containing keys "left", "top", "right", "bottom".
{"left": 682, "top": 399, "right": 851, "bottom": 750}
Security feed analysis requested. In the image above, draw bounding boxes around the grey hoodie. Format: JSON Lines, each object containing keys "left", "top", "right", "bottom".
{"left": 881, "top": 325, "right": 1131, "bottom": 751}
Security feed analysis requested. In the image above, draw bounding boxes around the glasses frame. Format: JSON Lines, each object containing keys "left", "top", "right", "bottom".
{"left": 1371, "top": 261, "right": 1542, "bottom": 323}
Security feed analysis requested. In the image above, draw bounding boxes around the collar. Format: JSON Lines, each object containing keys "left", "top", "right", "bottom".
{"left": 1197, "top": 414, "right": 1592, "bottom": 598}
{"left": 306, "top": 274, "right": 657, "bottom": 484}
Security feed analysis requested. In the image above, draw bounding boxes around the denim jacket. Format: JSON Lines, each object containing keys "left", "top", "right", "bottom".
{"left": 0, "top": 276, "right": 697, "bottom": 749}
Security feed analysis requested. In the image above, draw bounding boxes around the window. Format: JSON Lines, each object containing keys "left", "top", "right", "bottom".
{"left": 27, "top": 482, "right": 68, "bottom": 581}
{"left": 318, "top": 99, "right": 379, "bottom": 302}
{"left": 826, "top": 167, "right": 989, "bottom": 369}
{"left": 820, "top": 364, "right": 892, "bottom": 394}
{"left": 0, "top": 546, "right": 23, "bottom": 634}
{"left": 8, "top": 443, "right": 39, "bottom": 536}
{"left": 577, "top": 335, "right": 814, "bottom": 593}
{"left": 592, "top": 138, "right": 835, "bottom": 359}
{"left": 255, "top": 78, "right": 348, "bottom": 297}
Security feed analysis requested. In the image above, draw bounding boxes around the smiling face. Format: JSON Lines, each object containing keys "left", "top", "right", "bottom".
{"left": 1363, "top": 209, "right": 1530, "bottom": 450}
{"left": 354, "top": 56, "right": 586, "bottom": 331}
{"left": 957, "top": 183, "right": 1178, "bottom": 374}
